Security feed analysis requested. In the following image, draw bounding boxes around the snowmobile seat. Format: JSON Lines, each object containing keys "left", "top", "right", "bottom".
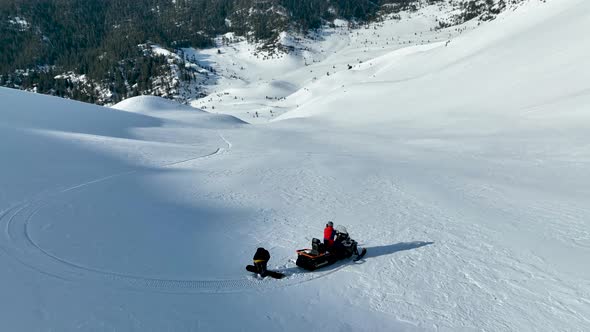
{"left": 311, "top": 238, "right": 326, "bottom": 255}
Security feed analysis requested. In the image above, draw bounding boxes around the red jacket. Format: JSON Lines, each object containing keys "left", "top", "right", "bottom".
{"left": 324, "top": 225, "right": 335, "bottom": 246}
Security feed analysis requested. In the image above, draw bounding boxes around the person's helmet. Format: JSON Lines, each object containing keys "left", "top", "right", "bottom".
{"left": 335, "top": 225, "right": 348, "bottom": 235}
{"left": 327, "top": 221, "right": 334, "bottom": 227}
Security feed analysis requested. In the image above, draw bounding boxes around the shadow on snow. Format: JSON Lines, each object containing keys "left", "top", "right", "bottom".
{"left": 363, "top": 241, "right": 434, "bottom": 259}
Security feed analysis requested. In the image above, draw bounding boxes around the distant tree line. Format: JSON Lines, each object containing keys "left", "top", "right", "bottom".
{"left": 0, "top": 0, "right": 433, "bottom": 104}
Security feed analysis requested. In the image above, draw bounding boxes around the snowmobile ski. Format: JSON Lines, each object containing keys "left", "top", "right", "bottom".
{"left": 353, "top": 248, "right": 367, "bottom": 262}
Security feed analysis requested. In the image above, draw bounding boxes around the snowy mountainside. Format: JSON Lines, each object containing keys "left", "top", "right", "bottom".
{"left": 1, "top": 0, "right": 531, "bottom": 106}
{"left": 189, "top": 2, "right": 481, "bottom": 122}
{"left": 1, "top": 0, "right": 589, "bottom": 331}
{"left": 278, "top": 0, "right": 588, "bottom": 125}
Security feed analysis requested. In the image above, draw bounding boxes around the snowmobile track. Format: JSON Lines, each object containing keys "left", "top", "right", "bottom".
{"left": 1, "top": 199, "right": 347, "bottom": 293}
{"left": 0, "top": 134, "right": 346, "bottom": 293}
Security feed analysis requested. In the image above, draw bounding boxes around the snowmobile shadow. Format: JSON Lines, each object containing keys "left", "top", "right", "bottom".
{"left": 364, "top": 241, "right": 434, "bottom": 259}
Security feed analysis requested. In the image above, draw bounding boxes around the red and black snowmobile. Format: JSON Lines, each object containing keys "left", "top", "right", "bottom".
{"left": 296, "top": 233, "right": 366, "bottom": 271}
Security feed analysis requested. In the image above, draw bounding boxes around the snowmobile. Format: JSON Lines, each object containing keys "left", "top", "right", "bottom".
{"left": 296, "top": 230, "right": 366, "bottom": 271}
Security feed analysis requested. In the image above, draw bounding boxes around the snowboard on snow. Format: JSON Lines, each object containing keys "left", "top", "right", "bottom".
{"left": 245, "top": 265, "right": 285, "bottom": 279}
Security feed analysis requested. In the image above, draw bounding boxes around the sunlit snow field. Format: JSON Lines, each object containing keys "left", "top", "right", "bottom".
{"left": 1, "top": 0, "right": 589, "bottom": 330}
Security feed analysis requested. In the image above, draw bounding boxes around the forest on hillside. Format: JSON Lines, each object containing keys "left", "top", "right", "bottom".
{"left": 1, "top": 0, "right": 506, "bottom": 104}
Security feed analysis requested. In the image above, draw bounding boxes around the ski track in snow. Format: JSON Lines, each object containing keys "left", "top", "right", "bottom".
{"left": 0, "top": 133, "right": 349, "bottom": 293}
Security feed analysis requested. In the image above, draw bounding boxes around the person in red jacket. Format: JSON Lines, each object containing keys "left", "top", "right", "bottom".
{"left": 324, "top": 221, "right": 335, "bottom": 248}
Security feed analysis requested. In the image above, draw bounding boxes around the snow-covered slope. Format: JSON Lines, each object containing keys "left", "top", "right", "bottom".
{"left": 0, "top": 87, "right": 415, "bottom": 331}
{"left": 113, "top": 95, "right": 246, "bottom": 129}
{"left": 189, "top": 4, "right": 477, "bottom": 123}
{"left": 279, "top": 0, "right": 590, "bottom": 126}
{"left": 1, "top": 0, "right": 589, "bottom": 331}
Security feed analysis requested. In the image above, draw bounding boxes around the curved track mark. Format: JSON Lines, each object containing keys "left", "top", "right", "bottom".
{"left": 0, "top": 133, "right": 347, "bottom": 293}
